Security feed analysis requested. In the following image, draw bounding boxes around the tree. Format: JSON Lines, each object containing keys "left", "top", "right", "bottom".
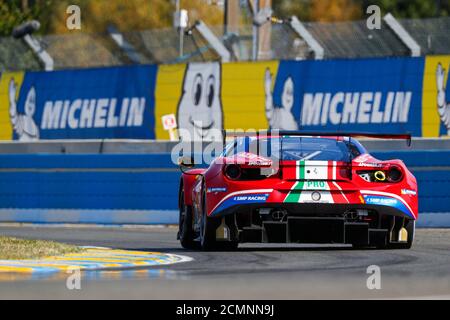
{"left": 0, "top": 0, "right": 224, "bottom": 36}
{"left": 273, "top": 0, "right": 450, "bottom": 21}
{"left": 363, "top": 0, "right": 450, "bottom": 19}
{"left": 272, "top": 0, "right": 312, "bottom": 21}
{"left": 48, "top": 0, "right": 223, "bottom": 34}
{"left": 310, "top": 0, "right": 362, "bottom": 22}
{"left": 0, "top": 0, "right": 54, "bottom": 36}
{"left": 1, "top": 0, "right": 449, "bottom": 37}
{"left": 273, "top": 0, "right": 362, "bottom": 22}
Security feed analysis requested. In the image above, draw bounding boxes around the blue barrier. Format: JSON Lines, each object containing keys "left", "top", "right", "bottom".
{"left": 0, "top": 154, "right": 180, "bottom": 224}
{"left": 0, "top": 151, "right": 448, "bottom": 226}
{"left": 0, "top": 154, "right": 176, "bottom": 169}
{"left": 0, "top": 154, "right": 178, "bottom": 211}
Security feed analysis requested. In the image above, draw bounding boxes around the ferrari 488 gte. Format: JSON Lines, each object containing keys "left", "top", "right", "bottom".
{"left": 178, "top": 132, "right": 417, "bottom": 250}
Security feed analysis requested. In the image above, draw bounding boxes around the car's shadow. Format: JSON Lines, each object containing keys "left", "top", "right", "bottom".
{"left": 121, "top": 245, "right": 380, "bottom": 253}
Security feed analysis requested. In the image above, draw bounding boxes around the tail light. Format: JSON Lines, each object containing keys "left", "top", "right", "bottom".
{"left": 224, "top": 164, "right": 242, "bottom": 180}
{"left": 357, "top": 165, "right": 403, "bottom": 183}
{"left": 224, "top": 164, "right": 276, "bottom": 181}
{"left": 386, "top": 165, "right": 403, "bottom": 182}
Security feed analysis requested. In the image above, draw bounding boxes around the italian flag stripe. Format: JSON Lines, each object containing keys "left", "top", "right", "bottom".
{"left": 285, "top": 161, "right": 305, "bottom": 203}
{"left": 297, "top": 160, "right": 305, "bottom": 180}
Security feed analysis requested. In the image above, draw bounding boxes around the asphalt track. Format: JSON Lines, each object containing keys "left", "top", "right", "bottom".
{"left": 0, "top": 225, "right": 450, "bottom": 299}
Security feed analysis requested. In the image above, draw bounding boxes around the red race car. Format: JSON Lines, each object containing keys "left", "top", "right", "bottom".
{"left": 178, "top": 131, "right": 417, "bottom": 250}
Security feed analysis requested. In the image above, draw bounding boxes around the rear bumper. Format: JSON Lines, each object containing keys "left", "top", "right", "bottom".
{"left": 208, "top": 189, "right": 416, "bottom": 245}
{"left": 239, "top": 216, "right": 391, "bottom": 246}
{"left": 211, "top": 202, "right": 416, "bottom": 220}
{"left": 212, "top": 202, "right": 415, "bottom": 245}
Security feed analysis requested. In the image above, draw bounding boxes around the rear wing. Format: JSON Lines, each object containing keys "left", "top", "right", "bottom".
{"left": 223, "top": 130, "right": 412, "bottom": 147}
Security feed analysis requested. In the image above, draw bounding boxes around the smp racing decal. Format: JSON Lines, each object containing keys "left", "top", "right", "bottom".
{"left": 211, "top": 192, "right": 271, "bottom": 216}
{"left": 363, "top": 195, "right": 414, "bottom": 218}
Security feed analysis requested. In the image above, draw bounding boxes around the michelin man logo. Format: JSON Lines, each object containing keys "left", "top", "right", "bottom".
{"left": 264, "top": 68, "right": 298, "bottom": 130}
{"left": 177, "top": 63, "right": 223, "bottom": 141}
{"left": 437, "top": 63, "right": 450, "bottom": 135}
{"left": 9, "top": 79, "right": 39, "bottom": 141}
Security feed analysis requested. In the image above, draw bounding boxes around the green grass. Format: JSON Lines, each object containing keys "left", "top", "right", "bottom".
{"left": 0, "top": 236, "right": 82, "bottom": 260}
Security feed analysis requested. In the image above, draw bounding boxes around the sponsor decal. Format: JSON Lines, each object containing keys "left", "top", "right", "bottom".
{"left": 233, "top": 194, "right": 270, "bottom": 202}
{"left": 357, "top": 162, "right": 384, "bottom": 168}
{"left": 211, "top": 192, "right": 271, "bottom": 215}
{"left": 364, "top": 196, "right": 397, "bottom": 206}
{"left": 363, "top": 195, "right": 413, "bottom": 217}
{"left": 305, "top": 181, "right": 327, "bottom": 189}
{"left": 207, "top": 187, "right": 227, "bottom": 193}
{"left": 401, "top": 189, "right": 417, "bottom": 196}
{"left": 247, "top": 160, "right": 272, "bottom": 166}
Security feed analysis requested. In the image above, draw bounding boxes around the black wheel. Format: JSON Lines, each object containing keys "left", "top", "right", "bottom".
{"left": 178, "top": 185, "right": 196, "bottom": 249}
{"left": 199, "top": 189, "right": 219, "bottom": 251}
{"left": 377, "top": 219, "right": 415, "bottom": 250}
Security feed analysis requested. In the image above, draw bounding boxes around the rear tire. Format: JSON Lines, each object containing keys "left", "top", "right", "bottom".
{"left": 178, "top": 186, "right": 197, "bottom": 250}
{"left": 199, "top": 190, "right": 219, "bottom": 251}
{"left": 199, "top": 189, "right": 238, "bottom": 251}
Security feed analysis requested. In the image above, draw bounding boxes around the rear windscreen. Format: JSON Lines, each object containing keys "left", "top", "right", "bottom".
{"left": 226, "top": 136, "right": 364, "bottom": 162}
{"left": 278, "top": 137, "right": 356, "bottom": 161}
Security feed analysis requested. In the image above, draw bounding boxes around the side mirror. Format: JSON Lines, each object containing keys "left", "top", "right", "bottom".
{"left": 178, "top": 156, "right": 195, "bottom": 168}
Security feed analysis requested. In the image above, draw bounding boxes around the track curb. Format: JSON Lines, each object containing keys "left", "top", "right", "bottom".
{"left": 0, "top": 246, "right": 193, "bottom": 275}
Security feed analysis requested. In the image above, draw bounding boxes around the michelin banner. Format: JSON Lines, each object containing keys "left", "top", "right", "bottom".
{"left": 0, "top": 56, "right": 449, "bottom": 140}
{"left": 272, "top": 58, "right": 424, "bottom": 136}
{"left": 0, "top": 66, "right": 158, "bottom": 140}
